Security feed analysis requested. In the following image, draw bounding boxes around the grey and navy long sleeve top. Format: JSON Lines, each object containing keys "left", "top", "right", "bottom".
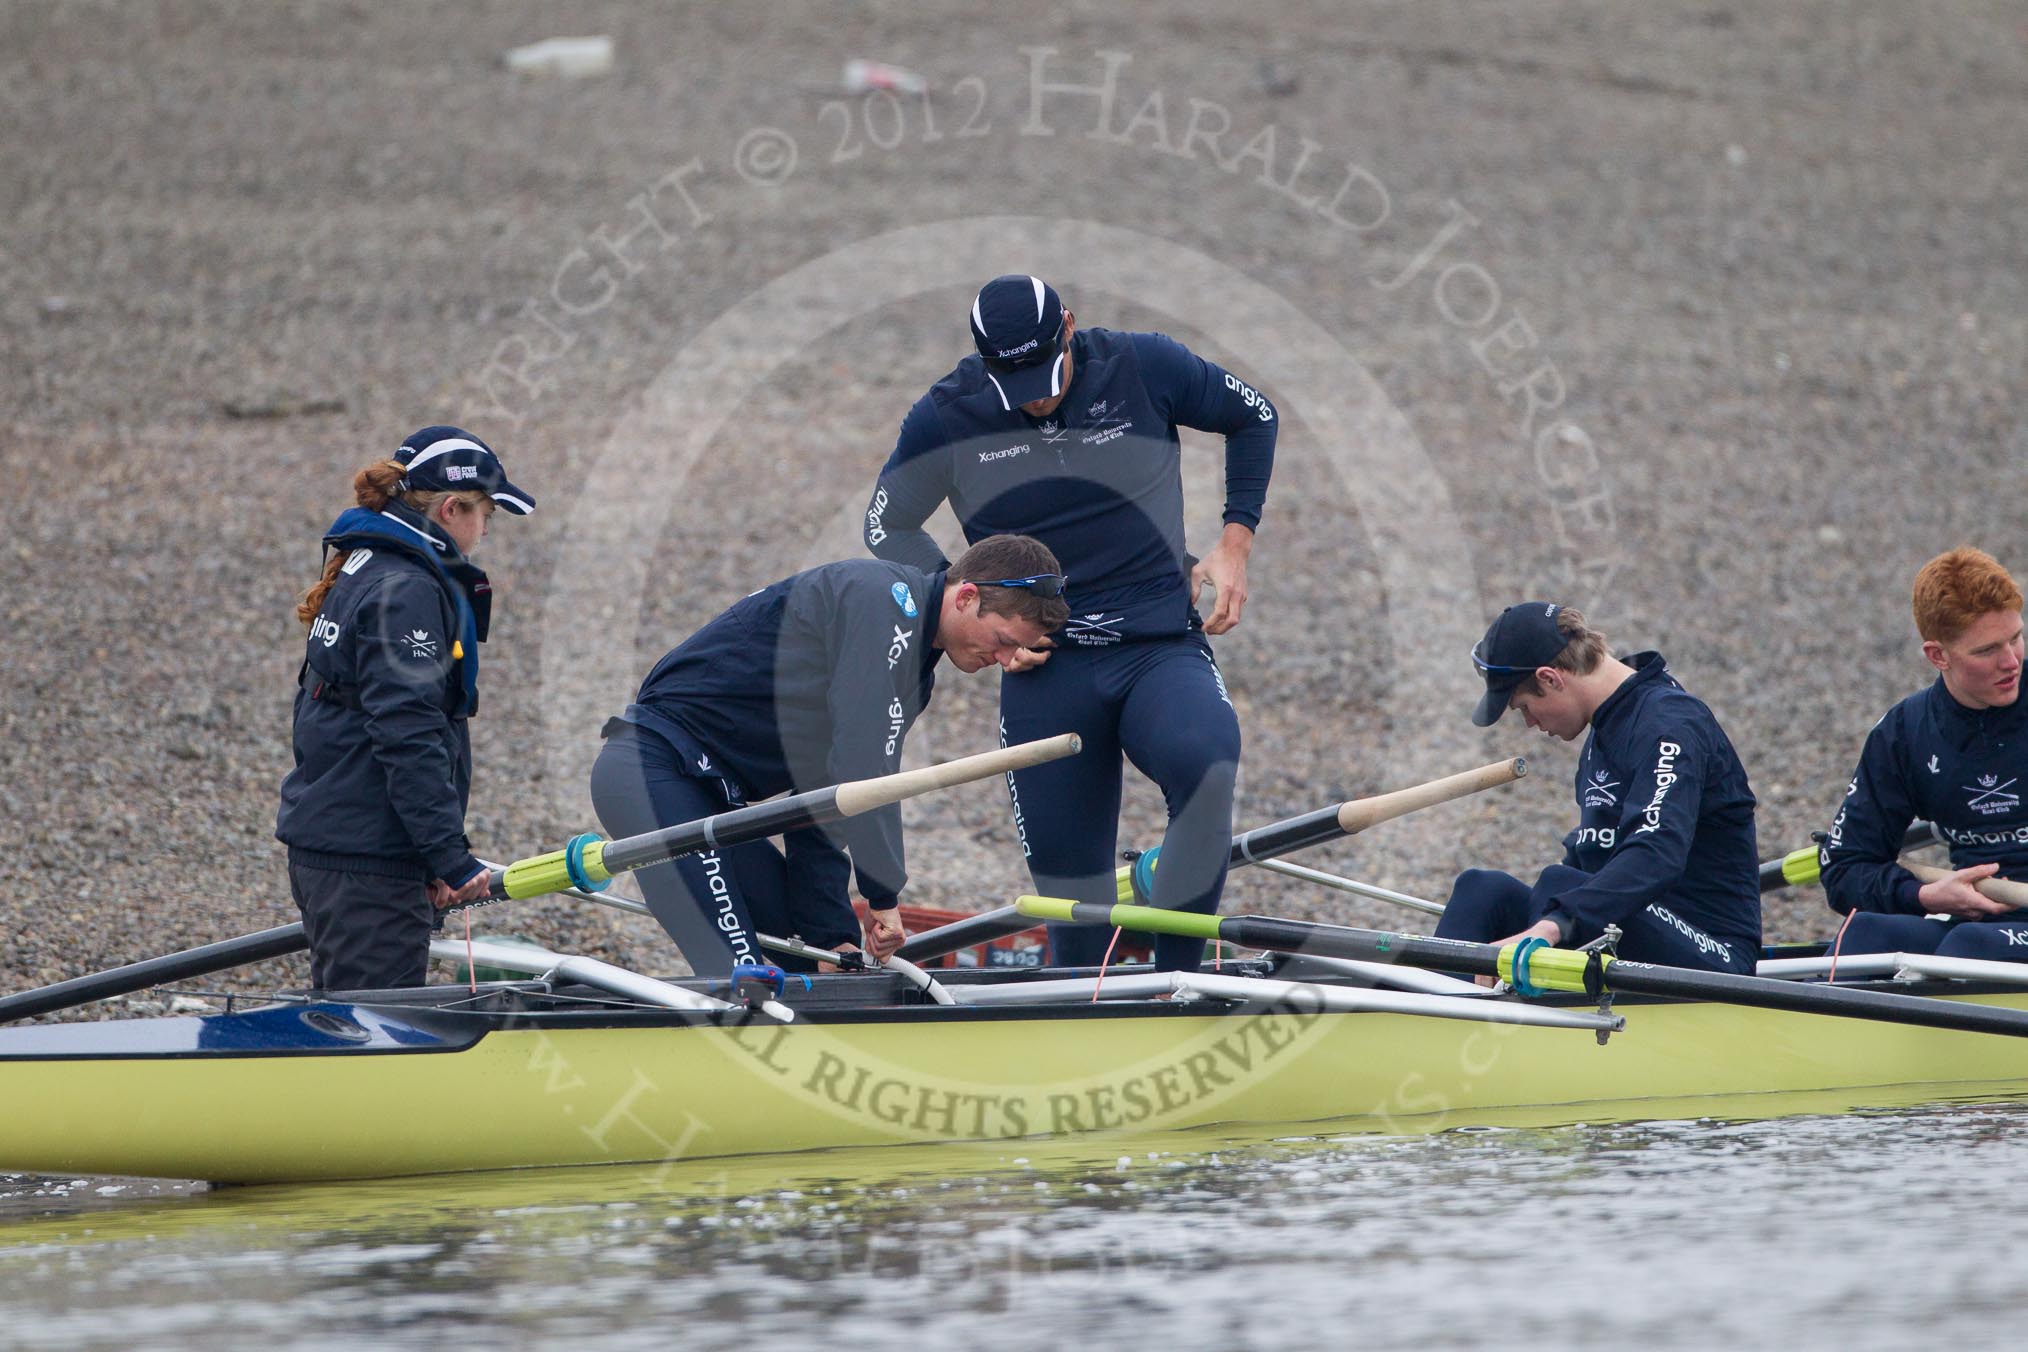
{"left": 864, "top": 327, "right": 1275, "bottom": 645}
{"left": 612, "top": 559, "right": 945, "bottom": 907}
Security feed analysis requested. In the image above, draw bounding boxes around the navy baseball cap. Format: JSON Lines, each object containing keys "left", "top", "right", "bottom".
{"left": 970, "top": 274, "right": 1067, "bottom": 410}
{"left": 396, "top": 426, "right": 536, "bottom": 515}
{"left": 1470, "top": 602, "right": 1566, "bottom": 726}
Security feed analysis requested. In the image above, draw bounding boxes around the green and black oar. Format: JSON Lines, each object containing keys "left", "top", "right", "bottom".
{"left": 898, "top": 757, "right": 1527, "bottom": 963}
{"left": 1014, "top": 896, "right": 2028, "bottom": 1040}
{"left": 0, "top": 734, "right": 1080, "bottom": 1026}
{"left": 1760, "top": 821, "right": 1941, "bottom": 893}
{"left": 485, "top": 732, "right": 1080, "bottom": 901}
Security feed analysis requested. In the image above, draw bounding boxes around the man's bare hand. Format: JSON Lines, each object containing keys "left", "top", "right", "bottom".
{"left": 432, "top": 869, "right": 492, "bottom": 909}
{"left": 819, "top": 944, "right": 866, "bottom": 975}
{"left": 1003, "top": 643, "right": 1054, "bottom": 673}
{"left": 1191, "top": 523, "right": 1255, "bottom": 635}
{"left": 863, "top": 907, "right": 907, "bottom": 961}
{"left": 1472, "top": 917, "right": 1566, "bottom": 985}
{"left": 1918, "top": 862, "right": 2017, "bottom": 917}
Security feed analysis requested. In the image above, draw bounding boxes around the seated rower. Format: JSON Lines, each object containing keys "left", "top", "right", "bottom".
{"left": 590, "top": 535, "right": 1067, "bottom": 975}
{"left": 1820, "top": 547, "right": 2028, "bottom": 959}
{"left": 1435, "top": 603, "right": 1762, "bottom": 973}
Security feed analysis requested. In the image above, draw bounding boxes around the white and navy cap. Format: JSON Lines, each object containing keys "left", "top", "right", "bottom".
{"left": 395, "top": 426, "right": 536, "bottom": 515}
{"left": 969, "top": 274, "right": 1067, "bottom": 410}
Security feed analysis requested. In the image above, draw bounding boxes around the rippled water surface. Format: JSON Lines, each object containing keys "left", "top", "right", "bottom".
{"left": 3, "top": 1096, "right": 2022, "bottom": 1351}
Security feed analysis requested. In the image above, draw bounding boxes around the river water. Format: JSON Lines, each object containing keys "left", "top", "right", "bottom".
{"left": 0, "top": 1091, "right": 2019, "bottom": 1351}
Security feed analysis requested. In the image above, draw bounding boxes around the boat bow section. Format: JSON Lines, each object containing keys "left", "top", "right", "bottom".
{"left": 0, "top": 1002, "right": 482, "bottom": 1058}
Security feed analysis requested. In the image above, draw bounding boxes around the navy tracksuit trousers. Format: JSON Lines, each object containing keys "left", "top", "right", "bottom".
{"left": 1437, "top": 864, "right": 1758, "bottom": 974}
{"left": 999, "top": 634, "right": 1240, "bottom": 972}
{"left": 588, "top": 727, "right": 860, "bottom": 976}
{"left": 1836, "top": 911, "right": 2028, "bottom": 963}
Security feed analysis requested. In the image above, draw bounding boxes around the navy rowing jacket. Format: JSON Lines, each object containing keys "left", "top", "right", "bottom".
{"left": 612, "top": 560, "right": 946, "bottom": 906}
{"left": 276, "top": 503, "right": 488, "bottom": 886}
{"left": 863, "top": 327, "right": 1275, "bottom": 645}
{"left": 1821, "top": 678, "right": 2028, "bottom": 915}
{"left": 1544, "top": 653, "right": 1761, "bottom": 947}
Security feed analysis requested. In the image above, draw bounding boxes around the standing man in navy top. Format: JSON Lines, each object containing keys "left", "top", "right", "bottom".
{"left": 1820, "top": 547, "right": 2028, "bottom": 960}
{"left": 863, "top": 275, "right": 1278, "bottom": 970}
{"left": 1437, "top": 603, "right": 1762, "bottom": 972}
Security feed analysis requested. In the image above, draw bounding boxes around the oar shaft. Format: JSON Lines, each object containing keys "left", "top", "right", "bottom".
{"left": 1898, "top": 859, "right": 2028, "bottom": 910}
{"left": 0, "top": 924, "right": 310, "bottom": 1025}
{"left": 894, "top": 904, "right": 1025, "bottom": 963}
{"left": 491, "top": 733, "right": 1082, "bottom": 900}
{"left": 900, "top": 758, "right": 1525, "bottom": 963}
{"left": 1019, "top": 897, "right": 2028, "bottom": 1040}
{"left": 1253, "top": 858, "right": 1447, "bottom": 916}
{"left": 1598, "top": 959, "right": 2028, "bottom": 1037}
{"left": 1022, "top": 897, "right": 1499, "bottom": 975}
{"left": 1230, "top": 758, "right": 1527, "bottom": 864}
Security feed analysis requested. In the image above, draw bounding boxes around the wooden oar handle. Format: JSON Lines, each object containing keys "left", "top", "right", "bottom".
{"left": 1334, "top": 757, "right": 1528, "bottom": 836}
{"left": 1898, "top": 858, "right": 2028, "bottom": 910}
{"left": 833, "top": 733, "right": 1082, "bottom": 816}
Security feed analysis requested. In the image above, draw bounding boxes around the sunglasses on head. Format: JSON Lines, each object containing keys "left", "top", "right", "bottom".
{"left": 975, "top": 573, "right": 1067, "bottom": 599}
{"left": 1471, "top": 641, "right": 1540, "bottom": 679}
{"left": 981, "top": 318, "right": 1066, "bottom": 374}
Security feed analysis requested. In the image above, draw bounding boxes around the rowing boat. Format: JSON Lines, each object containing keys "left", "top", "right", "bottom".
{"left": 6, "top": 933, "right": 2028, "bottom": 1185}
{"left": 7, "top": 756, "right": 2021, "bottom": 1187}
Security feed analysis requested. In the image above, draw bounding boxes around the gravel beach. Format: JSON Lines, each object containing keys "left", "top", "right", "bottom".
{"left": 2, "top": 1, "right": 2023, "bottom": 1012}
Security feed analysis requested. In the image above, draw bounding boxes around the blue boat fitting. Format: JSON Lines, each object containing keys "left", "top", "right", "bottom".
{"left": 564, "top": 833, "right": 610, "bottom": 893}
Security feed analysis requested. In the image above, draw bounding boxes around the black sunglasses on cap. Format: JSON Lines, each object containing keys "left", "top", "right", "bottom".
{"left": 974, "top": 574, "right": 1067, "bottom": 599}
{"left": 981, "top": 318, "right": 1066, "bottom": 375}
{"left": 1470, "top": 640, "right": 1539, "bottom": 679}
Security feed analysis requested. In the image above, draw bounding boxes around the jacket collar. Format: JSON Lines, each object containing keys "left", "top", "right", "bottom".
{"left": 922, "top": 571, "right": 947, "bottom": 662}
{"left": 1589, "top": 650, "right": 1670, "bottom": 738}
{"left": 323, "top": 500, "right": 466, "bottom": 566}
{"left": 1925, "top": 674, "right": 2028, "bottom": 741}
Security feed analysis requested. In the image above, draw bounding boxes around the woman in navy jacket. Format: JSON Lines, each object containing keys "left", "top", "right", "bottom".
{"left": 276, "top": 426, "right": 534, "bottom": 989}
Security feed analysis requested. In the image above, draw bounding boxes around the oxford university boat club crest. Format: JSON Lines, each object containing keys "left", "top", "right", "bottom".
{"left": 1582, "top": 768, "right": 1620, "bottom": 808}
{"left": 1965, "top": 773, "right": 2020, "bottom": 817}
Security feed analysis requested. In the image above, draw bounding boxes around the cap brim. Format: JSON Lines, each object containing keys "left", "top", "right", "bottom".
{"left": 982, "top": 353, "right": 1065, "bottom": 411}
{"left": 1471, "top": 680, "right": 1519, "bottom": 727}
{"left": 489, "top": 478, "right": 537, "bottom": 515}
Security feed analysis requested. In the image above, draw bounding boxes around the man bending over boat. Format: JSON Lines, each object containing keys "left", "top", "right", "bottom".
{"left": 1819, "top": 547, "right": 2028, "bottom": 959}
{"left": 1436, "top": 603, "right": 1762, "bottom": 972}
{"left": 591, "top": 535, "right": 1068, "bottom": 976}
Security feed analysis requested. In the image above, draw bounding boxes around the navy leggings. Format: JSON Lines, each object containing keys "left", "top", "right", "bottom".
{"left": 999, "top": 634, "right": 1241, "bottom": 972}
{"left": 588, "top": 728, "right": 860, "bottom": 977}
{"left": 1436, "top": 865, "right": 1758, "bottom": 974}
{"left": 1835, "top": 911, "right": 2028, "bottom": 962}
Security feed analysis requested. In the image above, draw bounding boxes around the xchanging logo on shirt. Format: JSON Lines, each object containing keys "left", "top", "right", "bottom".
{"left": 891, "top": 582, "right": 917, "bottom": 617}
{"left": 887, "top": 624, "right": 915, "bottom": 670}
{"left": 1634, "top": 740, "right": 1682, "bottom": 835}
